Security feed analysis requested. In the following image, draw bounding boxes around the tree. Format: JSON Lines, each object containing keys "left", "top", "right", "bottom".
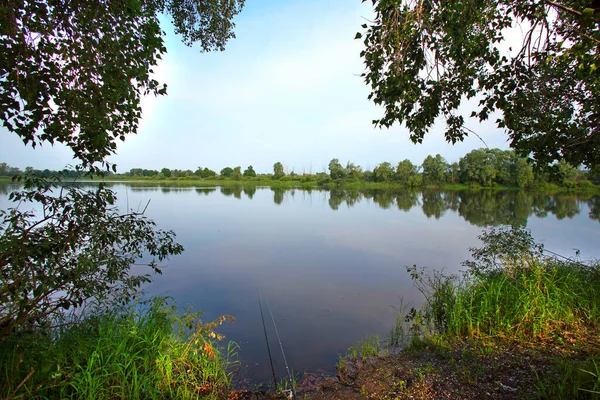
{"left": 553, "top": 159, "right": 581, "bottom": 184}
{"left": 345, "top": 162, "right": 362, "bottom": 180}
{"left": 232, "top": 166, "right": 242, "bottom": 180}
{"left": 422, "top": 154, "right": 449, "bottom": 185}
{"left": 328, "top": 158, "right": 346, "bottom": 180}
{"left": 459, "top": 149, "right": 497, "bottom": 186}
{"left": 373, "top": 162, "right": 394, "bottom": 182}
{"left": 243, "top": 165, "right": 257, "bottom": 177}
{"left": 1, "top": 0, "right": 245, "bottom": 170}
{"left": 449, "top": 162, "right": 459, "bottom": 184}
{"left": 0, "top": 1, "right": 244, "bottom": 334}
{"left": 511, "top": 156, "right": 535, "bottom": 188}
{"left": 160, "top": 168, "right": 172, "bottom": 179}
{"left": 273, "top": 162, "right": 285, "bottom": 179}
{"left": 220, "top": 167, "right": 234, "bottom": 178}
{"left": 0, "top": 178, "right": 183, "bottom": 336}
{"left": 360, "top": 1, "right": 600, "bottom": 168}
{"left": 395, "top": 159, "right": 418, "bottom": 186}
{"left": 202, "top": 167, "right": 217, "bottom": 178}
{"left": 0, "top": 163, "right": 21, "bottom": 176}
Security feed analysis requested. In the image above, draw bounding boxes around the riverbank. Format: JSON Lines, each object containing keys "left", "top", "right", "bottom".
{"left": 2, "top": 174, "right": 598, "bottom": 194}
{"left": 0, "top": 298, "right": 238, "bottom": 399}
{"left": 81, "top": 176, "right": 598, "bottom": 193}
{"left": 236, "top": 228, "right": 600, "bottom": 399}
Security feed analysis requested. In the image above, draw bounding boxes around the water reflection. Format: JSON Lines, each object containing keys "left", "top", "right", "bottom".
{"left": 1, "top": 183, "right": 599, "bottom": 383}
{"left": 5, "top": 181, "right": 593, "bottom": 227}
{"left": 590, "top": 196, "right": 600, "bottom": 221}
{"left": 243, "top": 186, "right": 256, "bottom": 199}
{"left": 272, "top": 188, "right": 284, "bottom": 205}
{"left": 196, "top": 188, "right": 217, "bottom": 196}
{"left": 248, "top": 188, "right": 592, "bottom": 227}
{"left": 1, "top": 182, "right": 594, "bottom": 228}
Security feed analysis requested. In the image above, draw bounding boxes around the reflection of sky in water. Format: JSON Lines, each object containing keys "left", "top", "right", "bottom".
{"left": 2, "top": 184, "right": 600, "bottom": 382}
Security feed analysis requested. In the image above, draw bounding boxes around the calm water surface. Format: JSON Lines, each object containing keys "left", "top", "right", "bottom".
{"left": 2, "top": 183, "right": 600, "bottom": 382}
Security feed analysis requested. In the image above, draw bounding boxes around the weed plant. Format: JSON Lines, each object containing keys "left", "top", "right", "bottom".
{"left": 0, "top": 297, "right": 237, "bottom": 399}
{"left": 401, "top": 227, "right": 600, "bottom": 398}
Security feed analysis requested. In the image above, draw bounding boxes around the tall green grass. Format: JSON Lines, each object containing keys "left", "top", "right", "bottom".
{"left": 402, "top": 227, "right": 600, "bottom": 398}
{"left": 410, "top": 256, "right": 600, "bottom": 343}
{"left": 0, "top": 297, "right": 237, "bottom": 399}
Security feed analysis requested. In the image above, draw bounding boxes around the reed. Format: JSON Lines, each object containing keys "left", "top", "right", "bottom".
{"left": 402, "top": 228, "right": 600, "bottom": 398}
{"left": 0, "top": 297, "right": 237, "bottom": 399}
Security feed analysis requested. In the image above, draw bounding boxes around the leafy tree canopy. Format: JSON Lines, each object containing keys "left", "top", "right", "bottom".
{"left": 328, "top": 158, "right": 346, "bottom": 180}
{"left": 243, "top": 165, "right": 256, "bottom": 177}
{"left": 273, "top": 162, "right": 285, "bottom": 179}
{"left": 0, "top": 0, "right": 245, "bottom": 170}
{"left": 0, "top": 1, "right": 244, "bottom": 335}
{"left": 360, "top": 0, "right": 600, "bottom": 168}
{"left": 220, "top": 167, "right": 234, "bottom": 178}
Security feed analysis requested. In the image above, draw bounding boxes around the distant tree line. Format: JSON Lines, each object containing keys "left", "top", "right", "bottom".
{"left": 0, "top": 163, "right": 84, "bottom": 179}
{"left": 1, "top": 148, "right": 597, "bottom": 189}
{"left": 322, "top": 149, "right": 597, "bottom": 189}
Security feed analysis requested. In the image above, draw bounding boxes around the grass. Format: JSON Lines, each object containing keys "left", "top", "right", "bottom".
{"left": 400, "top": 228, "right": 600, "bottom": 398}
{"left": 329, "top": 227, "right": 600, "bottom": 399}
{"left": 415, "top": 258, "right": 600, "bottom": 344}
{"left": 535, "top": 357, "right": 600, "bottom": 399}
{"left": 337, "top": 334, "right": 383, "bottom": 373}
{"left": 0, "top": 297, "right": 237, "bottom": 400}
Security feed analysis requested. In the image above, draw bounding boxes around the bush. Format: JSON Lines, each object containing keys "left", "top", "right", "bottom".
{"left": 408, "top": 227, "right": 600, "bottom": 342}
{"left": 0, "top": 297, "right": 237, "bottom": 399}
{"left": 0, "top": 175, "right": 183, "bottom": 337}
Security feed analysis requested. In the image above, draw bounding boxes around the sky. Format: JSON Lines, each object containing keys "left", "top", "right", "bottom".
{"left": 0, "top": 0, "right": 511, "bottom": 174}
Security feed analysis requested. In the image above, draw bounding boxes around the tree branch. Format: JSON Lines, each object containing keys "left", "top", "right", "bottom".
{"left": 544, "top": 0, "right": 582, "bottom": 17}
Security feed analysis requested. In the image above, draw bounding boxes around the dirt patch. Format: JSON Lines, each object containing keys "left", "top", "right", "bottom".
{"left": 231, "top": 338, "right": 599, "bottom": 400}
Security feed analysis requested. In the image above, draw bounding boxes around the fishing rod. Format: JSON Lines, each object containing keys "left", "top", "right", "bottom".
{"left": 265, "top": 294, "right": 296, "bottom": 399}
{"left": 543, "top": 248, "right": 591, "bottom": 268}
{"left": 257, "top": 289, "right": 277, "bottom": 387}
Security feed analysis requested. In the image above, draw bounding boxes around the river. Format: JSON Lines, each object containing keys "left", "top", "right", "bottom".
{"left": 1, "top": 183, "right": 599, "bottom": 383}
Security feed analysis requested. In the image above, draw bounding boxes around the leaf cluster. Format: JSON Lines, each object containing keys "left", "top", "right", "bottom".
{"left": 0, "top": 174, "right": 183, "bottom": 337}
{"left": 0, "top": 0, "right": 244, "bottom": 170}
{"left": 360, "top": 0, "right": 600, "bottom": 168}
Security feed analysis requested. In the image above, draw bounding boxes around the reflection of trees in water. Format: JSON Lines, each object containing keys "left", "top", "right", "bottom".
{"left": 456, "top": 190, "right": 531, "bottom": 227}
{"left": 129, "top": 187, "right": 161, "bottom": 193}
{"left": 396, "top": 191, "right": 420, "bottom": 211}
{"left": 0, "top": 184, "right": 20, "bottom": 196}
{"left": 328, "top": 190, "right": 364, "bottom": 210}
{"left": 446, "top": 191, "right": 461, "bottom": 212}
{"left": 589, "top": 196, "right": 600, "bottom": 221}
{"left": 421, "top": 190, "right": 452, "bottom": 219}
{"left": 319, "top": 188, "right": 592, "bottom": 227}
{"left": 196, "top": 188, "right": 216, "bottom": 196}
{"left": 221, "top": 186, "right": 242, "bottom": 199}
{"left": 272, "top": 188, "right": 284, "bottom": 205}
{"left": 161, "top": 186, "right": 191, "bottom": 194}
{"left": 373, "top": 191, "right": 395, "bottom": 209}
{"left": 5, "top": 182, "right": 594, "bottom": 226}
{"left": 243, "top": 186, "right": 256, "bottom": 199}
{"left": 361, "top": 190, "right": 395, "bottom": 209}
{"left": 328, "top": 189, "right": 345, "bottom": 210}
{"left": 531, "top": 193, "right": 581, "bottom": 220}
{"left": 345, "top": 190, "right": 362, "bottom": 207}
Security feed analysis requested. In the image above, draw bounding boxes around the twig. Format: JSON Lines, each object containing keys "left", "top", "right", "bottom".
{"left": 544, "top": 0, "right": 582, "bottom": 17}
{"left": 464, "top": 126, "right": 489, "bottom": 148}
{"left": 8, "top": 367, "right": 35, "bottom": 400}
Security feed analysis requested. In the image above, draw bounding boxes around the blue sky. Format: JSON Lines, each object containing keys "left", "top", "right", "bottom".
{"left": 1, "top": 0, "right": 510, "bottom": 174}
